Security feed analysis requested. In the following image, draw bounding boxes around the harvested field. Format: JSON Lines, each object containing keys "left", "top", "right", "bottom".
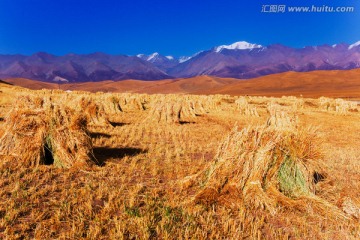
{"left": 0, "top": 83, "right": 359, "bottom": 239}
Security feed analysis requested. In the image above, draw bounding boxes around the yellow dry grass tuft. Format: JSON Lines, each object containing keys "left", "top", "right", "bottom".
{"left": 266, "top": 102, "right": 299, "bottom": 130}
{"left": 144, "top": 95, "right": 208, "bottom": 124}
{"left": 318, "top": 96, "right": 358, "bottom": 115}
{"left": 192, "top": 124, "right": 352, "bottom": 238}
{"left": 235, "top": 96, "right": 259, "bottom": 116}
{"left": 0, "top": 98, "right": 97, "bottom": 168}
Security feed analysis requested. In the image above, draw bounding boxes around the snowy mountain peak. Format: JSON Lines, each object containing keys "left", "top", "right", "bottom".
{"left": 215, "top": 41, "right": 263, "bottom": 52}
{"left": 349, "top": 41, "right": 360, "bottom": 50}
{"left": 179, "top": 56, "right": 191, "bottom": 63}
{"left": 147, "top": 52, "right": 160, "bottom": 61}
{"left": 166, "top": 56, "right": 174, "bottom": 60}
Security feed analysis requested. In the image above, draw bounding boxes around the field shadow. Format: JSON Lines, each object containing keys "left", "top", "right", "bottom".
{"left": 109, "top": 121, "right": 128, "bottom": 127}
{"left": 179, "top": 121, "right": 195, "bottom": 125}
{"left": 93, "top": 147, "right": 146, "bottom": 166}
{"left": 90, "top": 132, "right": 112, "bottom": 138}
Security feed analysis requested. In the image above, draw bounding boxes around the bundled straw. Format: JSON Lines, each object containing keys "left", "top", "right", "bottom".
{"left": 318, "top": 97, "right": 358, "bottom": 115}
{"left": 0, "top": 109, "right": 48, "bottom": 167}
{"left": 46, "top": 105, "right": 96, "bottom": 168}
{"left": 194, "top": 125, "right": 346, "bottom": 220}
{"left": 267, "top": 102, "right": 298, "bottom": 130}
{"left": 144, "top": 98, "right": 203, "bottom": 124}
{"left": 235, "top": 97, "right": 259, "bottom": 116}
{"left": 0, "top": 97, "right": 98, "bottom": 168}
{"left": 80, "top": 97, "right": 110, "bottom": 127}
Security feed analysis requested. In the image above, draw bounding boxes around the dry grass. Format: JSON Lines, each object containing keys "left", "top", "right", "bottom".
{"left": 266, "top": 102, "right": 299, "bottom": 130}
{"left": 235, "top": 96, "right": 259, "bottom": 116}
{"left": 318, "top": 96, "right": 358, "bottom": 115}
{"left": 143, "top": 95, "right": 210, "bottom": 124}
{"left": 0, "top": 85, "right": 359, "bottom": 239}
{"left": 194, "top": 124, "right": 345, "bottom": 217}
{"left": 0, "top": 97, "right": 97, "bottom": 168}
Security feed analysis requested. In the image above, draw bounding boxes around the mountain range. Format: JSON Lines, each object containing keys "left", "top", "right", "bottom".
{"left": 1, "top": 41, "right": 360, "bottom": 82}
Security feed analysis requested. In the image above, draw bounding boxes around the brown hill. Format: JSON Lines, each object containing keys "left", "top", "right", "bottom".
{"left": 133, "top": 76, "right": 237, "bottom": 94}
{"left": 4, "top": 76, "right": 237, "bottom": 94}
{"left": 199, "top": 69, "right": 360, "bottom": 99}
{"left": 4, "top": 78, "right": 59, "bottom": 90}
{"left": 4, "top": 69, "right": 360, "bottom": 98}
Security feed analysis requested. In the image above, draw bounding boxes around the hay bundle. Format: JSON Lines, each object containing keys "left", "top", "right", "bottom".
{"left": 235, "top": 97, "right": 259, "bottom": 116}
{"left": 188, "top": 98, "right": 207, "bottom": 116}
{"left": 349, "top": 101, "right": 358, "bottom": 111}
{"left": 144, "top": 98, "right": 204, "bottom": 124}
{"left": 97, "top": 94, "right": 123, "bottom": 115}
{"left": 197, "top": 95, "right": 219, "bottom": 112}
{"left": 318, "top": 97, "right": 357, "bottom": 115}
{"left": 144, "top": 100, "right": 183, "bottom": 124}
{"left": 319, "top": 96, "right": 332, "bottom": 111}
{"left": 80, "top": 97, "right": 110, "bottom": 127}
{"left": 267, "top": 103, "right": 298, "bottom": 130}
{"left": 178, "top": 101, "right": 197, "bottom": 123}
{"left": 13, "top": 95, "right": 45, "bottom": 109}
{"left": 194, "top": 125, "right": 346, "bottom": 219}
{"left": 118, "top": 94, "right": 147, "bottom": 112}
{"left": 333, "top": 98, "right": 355, "bottom": 115}
{"left": 47, "top": 105, "right": 96, "bottom": 168}
{"left": 0, "top": 109, "right": 48, "bottom": 167}
{"left": 293, "top": 98, "right": 304, "bottom": 111}
{"left": 0, "top": 102, "right": 97, "bottom": 168}
{"left": 281, "top": 96, "right": 304, "bottom": 111}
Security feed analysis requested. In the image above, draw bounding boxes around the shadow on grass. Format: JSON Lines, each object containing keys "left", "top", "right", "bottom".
{"left": 109, "top": 121, "right": 128, "bottom": 127}
{"left": 179, "top": 121, "right": 195, "bottom": 125}
{"left": 90, "top": 132, "right": 112, "bottom": 138}
{"left": 93, "top": 147, "right": 146, "bottom": 166}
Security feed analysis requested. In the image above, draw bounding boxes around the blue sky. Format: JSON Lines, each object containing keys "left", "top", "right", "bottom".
{"left": 0, "top": 0, "right": 359, "bottom": 57}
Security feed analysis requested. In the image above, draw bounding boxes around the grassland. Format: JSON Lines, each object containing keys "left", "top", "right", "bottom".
{"left": 0, "top": 82, "right": 360, "bottom": 239}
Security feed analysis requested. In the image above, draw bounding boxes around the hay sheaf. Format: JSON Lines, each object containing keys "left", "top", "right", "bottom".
{"left": 193, "top": 125, "right": 346, "bottom": 220}
{"left": 235, "top": 96, "right": 259, "bottom": 117}
{"left": 0, "top": 109, "right": 48, "bottom": 167}
{"left": 318, "top": 97, "right": 358, "bottom": 115}
{"left": 47, "top": 105, "right": 97, "bottom": 168}
{"left": 266, "top": 102, "right": 299, "bottom": 130}
{"left": 79, "top": 97, "right": 111, "bottom": 127}
{"left": 144, "top": 98, "right": 207, "bottom": 124}
{"left": 0, "top": 101, "right": 98, "bottom": 168}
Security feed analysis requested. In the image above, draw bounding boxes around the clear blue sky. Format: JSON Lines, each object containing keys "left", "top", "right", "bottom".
{"left": 0, "top": 0, "right": 359, "bottom": 57}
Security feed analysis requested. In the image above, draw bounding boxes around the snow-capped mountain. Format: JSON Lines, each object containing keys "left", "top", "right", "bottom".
{"left": 349, "top": 41, "right": 360, "bottom": 50}
{"left": 136, "top": 52, "right": 179, "bottom": 71}
{"left": 1, "top": 40, "right": 360, "bottom": 82}
{"left": 179, "top": 56, "right": 191, "bottom": 63}
{"left": 214, "top": 41, "right": 263, "bottom": 52}
{"left": 137, "top": 52, "right": 172, "bottom": 62}
{"left": 169, "top": 41, "right": 360, "bottom": 78}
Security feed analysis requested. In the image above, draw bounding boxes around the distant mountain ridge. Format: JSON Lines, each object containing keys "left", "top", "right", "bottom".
{"left": 1, "top": 41, "right": 360, "bottom": 82}
{"left": 5, "top": 69, "right": 360, "bottom": 99}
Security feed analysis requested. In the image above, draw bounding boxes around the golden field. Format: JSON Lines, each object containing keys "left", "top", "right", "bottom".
{"left": 0, "top": 81, "right": 360, "bottom": 239}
